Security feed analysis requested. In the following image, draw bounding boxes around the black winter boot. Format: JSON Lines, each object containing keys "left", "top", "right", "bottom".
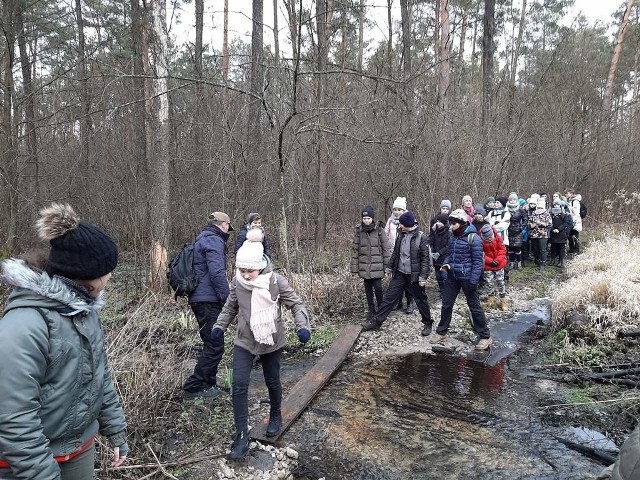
{"left": 405, "top": 297, "right": 415, "bottom": 315}
{"left": 266, "top": 410, "right": 282, "bottom": 437}
{"left": 228, "top": 429, "right": 249, "bottom": 460}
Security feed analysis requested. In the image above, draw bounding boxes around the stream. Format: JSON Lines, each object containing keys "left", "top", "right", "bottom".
{"left": 265, "top": 302, "right": 606, "bottom": 479}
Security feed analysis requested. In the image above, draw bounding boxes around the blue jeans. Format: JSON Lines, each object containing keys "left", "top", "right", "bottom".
{"left": 437, "top": 275, "right": 490, "bottom": 339}
{"left": 184, "top": 301, "right": 225, "bottom": 392}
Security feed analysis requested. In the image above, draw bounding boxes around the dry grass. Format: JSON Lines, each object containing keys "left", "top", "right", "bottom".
{"left": 552, "top": 234, "right": 640, "bottom": 336}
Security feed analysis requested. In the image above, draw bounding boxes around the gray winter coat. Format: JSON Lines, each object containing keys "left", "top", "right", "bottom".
{"left": 0, "top": 259, "right": 127, "bottom": 480}
{"left": 350, "top": 224, "right": 391, "bottom": 280}
{"left": 213, "top": 261, "right": 310, "bottom": 355}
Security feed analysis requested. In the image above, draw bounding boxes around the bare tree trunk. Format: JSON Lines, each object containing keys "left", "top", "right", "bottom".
{"left": 314, "top": 0, "right": 332, "bottom": 247}
{"left": 631, "top": 18, "right": 640, "bottom": 144}
{"left": 273, "top": 0, "right": 280, "bottom": 63}
{"left": 458, "top": 6, "right": 468, "bottom": 91}
{"left": 16, "top": 7, "right": 38, "bottom": 203}
{"left": 386, "top": 0, "right": 393, "bottom": 77}
{"left": 434, "top": 0, "right": 440, "bottom": 77}
{"left": 148, "top": 0, "right": 171, "bottom": 290}
{"left": 194, "top": 0, "right": 203, "bottom": 160}
{"left": 400, "top": 0, "right": 416, "bottom": 162}
{"left": 437, "top": 0, "right": 450, "bottom": 111}
{"left": 284, "top": 0, "right": 298, "bottom": 60}
{"left": 357, "top": 0, "right": 365, "bottom": 71}
{"left": 75, "top": 0, "right": 92, "bottom": 173}
{"left": 400, "top": 0, "right": 412, "bottom": 77}
{"left": 0, "top": 0, "right": 18, "bottom": 252}
{"left": 507, "top": 0, "right": 526, "bottom": 125}
{"left": 246, "top": 0, "right": 264, "bottom": 203}
{"left": 603, "top": 0, "right": 636, "bottom": 113}
{"left": 481, "top": 0, "right": 495, "bottom": 130}
{"left": 223, "top": 0, "right": 229, "bottom": 104}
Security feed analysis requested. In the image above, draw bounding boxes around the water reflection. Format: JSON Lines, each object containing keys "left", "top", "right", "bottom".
{"left": 285, "top": 353, "right": 602, "bottom": 480}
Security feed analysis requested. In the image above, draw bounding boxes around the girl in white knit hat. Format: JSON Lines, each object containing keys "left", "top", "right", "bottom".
{"left": 212, "top": 229, "right": 311, "bottom": 460}
{"left": 384, "top": 196, "right": 414, "bottom": 313}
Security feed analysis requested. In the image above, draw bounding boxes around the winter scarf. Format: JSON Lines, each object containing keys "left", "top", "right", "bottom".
{"left": 391, "top": 214, "right": 400, "bottom": 225}
{"left": 236, "top": 270, "right": 279, "bottom": 345}
{"left": 361, "top": 222, "right": 376, "bottom": 232}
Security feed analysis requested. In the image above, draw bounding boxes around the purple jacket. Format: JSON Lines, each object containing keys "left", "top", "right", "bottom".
{"left": 189, "top": 224, "right": 230, "bottom": 304}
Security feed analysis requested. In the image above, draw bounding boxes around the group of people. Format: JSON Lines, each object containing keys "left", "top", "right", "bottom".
{"left": 351, "top": 189, "right": 585, "bottom": 352}
{"left": 0, "top": 191, "right": 586, "bottom": 477}
{"left": 0, "top": 206, "right": 311, "bottom": 476}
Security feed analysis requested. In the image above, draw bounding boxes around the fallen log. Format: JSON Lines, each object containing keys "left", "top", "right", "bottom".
{"left": 586, "top": 367, "right": 640, "bottom": 379}
{"left": 617, "top": 329, "right": 640, "bottom": 338}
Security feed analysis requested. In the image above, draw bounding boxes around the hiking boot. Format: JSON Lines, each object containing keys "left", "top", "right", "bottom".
{"left": 486, "top": 296, "right": 497, "bottom": 309}
{"left": 475, "top": 337, "right": 493, "bottom": 351}
{"left": 405, "top": 300, "right": 415, "bottom": 315}
{"left": 558, "top": 259, "right": 566, "bottom": 269}
{"left": 183, "top": 386, "right": 224, "bottom": 400}
{"left": 361, "top": 317, "right": 381, "bottom": 331}
{"left": 266, "top": 411, "right": 282, "bottom": 437}
{"left": 515, "top": 261, "right": 522, "bottom": 270}
{"left": 430, "top": 333, "right": 447, "bottom": 345}
{"left": 421, "top": 323, "right": 433, "bottom": 337}
{"left": 228, "top": 429, "right": 249, "bottom": 460}
{"left": 500, "top": 297, "right": 509, "bottom": 311}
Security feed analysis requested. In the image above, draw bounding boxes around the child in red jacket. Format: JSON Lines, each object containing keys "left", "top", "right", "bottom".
{"left": 479, "top": 224, "right": 509, "bottom": 310}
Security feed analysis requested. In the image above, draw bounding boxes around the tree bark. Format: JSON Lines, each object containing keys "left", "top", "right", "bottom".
{"left": 273, "top": 0, "right": 280, "bottom": 63}
{"left": 223, "top": 0, "right": 229, "bottom": 104}
{"left": 481, "top": 0, "right": 496, "bottom": 130}
{"left": 16, "top": 6, "right": 38, "bottom": 203}
{"left": 603, "top": 0, "right": 636, "bottom": 113}
{"left": 75, "top": 0, "right": 92, "bottom": 174}
{"left": 314, "top": 0, "right": 331, "bottom": 247}
{"left": 148, "top": 0, "right": 171, "bottom": 290}
{"left": 437, "top": 0, "right": 450, "bottom": 111}
{"left": 246, "top": 0, "right": 264, "bottom": 203}
{"left": 386, "top": 0, "right": 393, "bottom": 77}
{"left": 357, "top": 0, "right": 365, "bottom": 71}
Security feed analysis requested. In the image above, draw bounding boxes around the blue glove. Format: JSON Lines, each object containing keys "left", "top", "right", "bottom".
{"left": 297, "top": 329, "right": 311, "bottom": 344}
{"left": 118, "top": 442, "right": 129, "bottom": 457}
{"left": 211, "top": 328, "right": 224, "bottom": 344}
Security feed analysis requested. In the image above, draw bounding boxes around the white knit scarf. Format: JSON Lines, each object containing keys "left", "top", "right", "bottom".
{"left": 236, "top": 270, "right": 279, "bottom": 345}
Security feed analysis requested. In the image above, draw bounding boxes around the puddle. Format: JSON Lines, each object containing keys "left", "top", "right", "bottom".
{"left": 270, "top": 302, "right": 605, "bottom": 479}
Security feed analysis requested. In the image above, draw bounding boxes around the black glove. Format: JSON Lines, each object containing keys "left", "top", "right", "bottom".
{"left": 490, "top": 260, "right": 499, "bottom": 267}
{"left": 211, "top": 327, "right": 224, "bottom": 344}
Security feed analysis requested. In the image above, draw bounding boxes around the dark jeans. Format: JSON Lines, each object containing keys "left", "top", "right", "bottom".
{"left": 0, "top": 442, "right": 95, "bottom": 480}
{"left": 232, "top": 345, "right": 282, "bottom": 432}
{"left": 374, "top": 273, "right": 432, "bottom": 326}
{"left": 183, "top": 301, "right": 225, "bottom": 392}
{"left": 437, "top": 276, "right": 490, "bottom": 339}
{"left": 549, "top": 243, "right": 566, "bottom": 261}
{"left": 435, "top": 269, "right": 447, "bottom": 294}
{"left": 568, "top": 230, "right": 580, "bottom": 253}
{"left": 530, "top": 238, "right": 548, "bottom": 265}
{"left": 507, "top": 246, "right": 521, "bottom": 263}
{"left": 363, "top": 278, "right": 383, "bottom": 312}
{"left": 396, "top": 289, "right": 413, "bottom": 308}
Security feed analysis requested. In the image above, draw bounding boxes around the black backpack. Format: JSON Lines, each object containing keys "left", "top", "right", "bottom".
{"left": 579, "top": 201, "right": 587, "bottom": 219}
{"left": 167, "top": 243, "right": 198, "bottom": 297}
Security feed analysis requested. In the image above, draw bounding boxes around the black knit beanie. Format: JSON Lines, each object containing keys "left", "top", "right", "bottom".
{"left": 361, "top": 205, "right": 375, "bottom": 218}
{"left": 37, "top": 203, "right": 118, "bottom": 280}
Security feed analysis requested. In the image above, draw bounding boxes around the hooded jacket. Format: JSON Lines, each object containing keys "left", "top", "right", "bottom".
{"left": 213, "top": 260, "right": 311, "bottom": 356}
{"left": 189, "top": 223, "right": 231, "bottom": 304}
{"left": 0, "top": 259, "right": 127, "bottom": 480}
{"left": 386, "top": 227, "right": 431, "bottom": 283}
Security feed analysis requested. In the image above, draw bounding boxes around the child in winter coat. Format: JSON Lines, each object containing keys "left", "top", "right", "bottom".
{"left": 527, "top": 198, "right": 552, "bottom": 270}
{"left": 428, "top": 213, "right": 452, "bottom": 295}
{"left": 213, "top": 230, "right": 311, "bottom": 460}
{"left": 235, "top": 212, "right": 272, "bottom": 259}
{"left": 479, "top": 224, "right": 509, "bottom": 310}
{"left": 385, "top": 196, "right": 414, "bottom": 313}
{"left": 461, "top": 195, "right": 475, "bottom": 222}
{"left": 351, "top": 206, "right": 391, "bottom": 320}
{"left": 549, "top": 205, "right": 572, "bottom": 268}
{"left": 485, "top": 196, "right": 511, "bottom": 247}
{"left": 506, "top": 192, "right": 526, "bottom": 270}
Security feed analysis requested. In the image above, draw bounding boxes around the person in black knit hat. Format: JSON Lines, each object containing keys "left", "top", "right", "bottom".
{"left": 0, "top": 203, "right": 128, "bottom": 479}
{"left": 351, "top": 205, "right": 391, "bottom": 320}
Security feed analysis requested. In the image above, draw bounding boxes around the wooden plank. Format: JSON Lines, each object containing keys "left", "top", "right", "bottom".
{"left": 250, "top": 324, "right": 362, "bottom": 443}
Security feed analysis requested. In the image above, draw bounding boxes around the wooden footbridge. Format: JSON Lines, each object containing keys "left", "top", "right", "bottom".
{"left": 250, "top": 324, "right": 362, "bottom": 442}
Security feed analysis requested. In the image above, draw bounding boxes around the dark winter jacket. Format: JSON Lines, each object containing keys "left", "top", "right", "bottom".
{"left": 507, "top": 208, "right": 526, "bottom": 247}
{"left": 387, "top": 227, "right": 431, "bottom": 283}
{"left": 213, "top": 260, "right": 311, "bottom": 356}
{"left": 0, "top": 259, "right": 127, "bottom": 480}
{"left": 234, "top": 226, "right": 272, "bottom": 259}
{"left": 549, "top": 213, "right": 572, "bottom": 244}
{"left": 483, "top": 228, "right": 508, "bottom": 271}
{"left": 610, "top": 424, "right": 640, "bottom": 480}
{"left": 350, "top": 223, "right": 391, "bottom": 279}
{"left": 428, "top": 224, "right": 452, "bottom": 268}
{"left": 443, "top": 224, "right": 484, "bottom": 286}
{"left": 189, "top": 224, "right": 230, "bottom": 304}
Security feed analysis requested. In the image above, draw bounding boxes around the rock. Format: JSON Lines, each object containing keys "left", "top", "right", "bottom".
{"left": 284, "top": 447, "right": 299, "bottom": 459}
{"left": 219, "top": 459, "right": 235, "bottom": 478}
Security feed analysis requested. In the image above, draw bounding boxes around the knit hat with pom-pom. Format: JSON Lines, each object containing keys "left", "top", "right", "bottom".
{"left": 236, "top": 228, "right": 267, "bottom": 270}
{"left": 37, "top": 203, "right": 118, "bottom": 280}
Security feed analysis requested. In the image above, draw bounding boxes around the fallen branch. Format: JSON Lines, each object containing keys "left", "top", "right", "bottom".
{"left": 554, "top": 437, "right": 617, "bottom": 465}
{"left": 586, "top": 368, "right": 640, "bottom": 379}
{"left": 99, "top": 453, "right": 226, "bottom": 472}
